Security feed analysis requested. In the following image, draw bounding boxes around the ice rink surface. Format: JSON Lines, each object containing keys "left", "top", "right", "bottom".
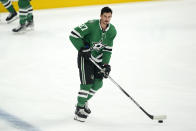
{"left": 0, "top": 0, "right": 196, "bottom": 130}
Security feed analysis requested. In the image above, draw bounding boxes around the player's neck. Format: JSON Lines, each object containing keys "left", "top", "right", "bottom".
{"left": 100, "top": 22, "right": 108, "bottom": 31}
{"left": 101, "top": 24, "right": 106, "bottom": 31}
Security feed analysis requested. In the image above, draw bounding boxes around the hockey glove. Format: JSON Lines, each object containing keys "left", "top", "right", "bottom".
{"left": 101, "top": 64, "right": 111, "bottom": 78}
{"left": 79, "top": 46, "right": 91, "bottom": 60}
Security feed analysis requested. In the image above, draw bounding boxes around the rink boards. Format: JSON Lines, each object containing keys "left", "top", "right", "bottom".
{"left": 0, "top": 0, "right": 156, "bottom": 12}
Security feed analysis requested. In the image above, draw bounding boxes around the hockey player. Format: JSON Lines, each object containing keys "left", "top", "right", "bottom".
{"left": 0, "top": 0, "right": 17, "bottom": 23}
{"left": 12, "top": 0, "right": 34, "bottom": 32}
{"left": 69, "top": 7, "right": 117, "bottom": 122}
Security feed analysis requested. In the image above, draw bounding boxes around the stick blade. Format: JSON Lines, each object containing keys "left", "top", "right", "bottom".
{"left": 153, "top": 115, "right": 167, "bottom": 120}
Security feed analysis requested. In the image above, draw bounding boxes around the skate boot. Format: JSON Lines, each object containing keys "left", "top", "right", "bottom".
{"left": 6, "top": 11, "right": 18, "bottom": 23}
{"left": 84, "top": 102, "right": 91, "bottom": 115}
{"left": 26, "top": 20, "right": 34, "bottom": 30}
{"left": 74, "top": 106, "right": 88, "bottom": 122}
{"left": 12, "top": 24, "right": 26, "bottom": 33}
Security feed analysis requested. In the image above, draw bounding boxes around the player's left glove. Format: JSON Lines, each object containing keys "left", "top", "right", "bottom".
{"left": 101, "top": 64, "right": 111, "bottom": 78}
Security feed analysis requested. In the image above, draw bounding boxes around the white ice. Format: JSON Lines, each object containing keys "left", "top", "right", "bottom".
{"left": 0, "top": 0, "right": 196, "bottom": 131}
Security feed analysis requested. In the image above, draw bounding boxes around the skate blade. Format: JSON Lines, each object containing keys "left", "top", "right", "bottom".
{"left": 74, "top": 115, "right": 86, "bottom": 122}
{"left": 7, "top": 16, "right": 19, "bottom": 24}
{"left": 12, "top": 28, "right": 27, "bottom": 34}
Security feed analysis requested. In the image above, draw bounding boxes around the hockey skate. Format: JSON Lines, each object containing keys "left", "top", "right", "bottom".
{"left": 84, "top": 102, "right": 91, "bottom": 115}
{"left": 26, "top": 20, "right": 34, "bottom": 30}
{"left": 12, "top": 24, "right": 26, "bottom": 33}
{"left": 6, "top": 12, "right": 18, "bottom": 23}
{"left": 74, "top": 106, "right": 88, "bottom": 122}
{"left": 26, "top": 18, "right": 34, "bottom": 30}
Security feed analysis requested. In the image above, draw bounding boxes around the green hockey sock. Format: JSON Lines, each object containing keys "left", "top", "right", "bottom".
{"left": 27, "top": 6, "right": 33, "bottom": 22}
{"left": 7, "top": 5, "right": 15, "bottom": 13}
{"left": 77, "top": 84, "right": 92, "bottom": 107}
{"left": 19, "top": 15, "right": 27, "bottom": 25}
{"left": 87, "top": 79, "right": 103, "bottom": 101}
{"left": 27, "top": 13, "right": 33, "bottom": 22}
{"left": 18, "top": 0, "right": 32, "bottom": 24}
{"left": 1, "top": 0, "right": 16, "bottom": 13}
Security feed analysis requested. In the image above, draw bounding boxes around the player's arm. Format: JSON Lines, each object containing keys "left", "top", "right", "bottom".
{"left": 102, "top": 29, "right": 117, "bottom": 64}
{"left": 69, "top": 22, "right": 91, "bottom": 51}
{"left": 100, "top": 30, "right": 116, "bottom": 79}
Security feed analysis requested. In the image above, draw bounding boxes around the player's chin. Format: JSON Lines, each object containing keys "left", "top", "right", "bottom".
{"left": 104, "top": 21, "right": 109, "bottom": 25}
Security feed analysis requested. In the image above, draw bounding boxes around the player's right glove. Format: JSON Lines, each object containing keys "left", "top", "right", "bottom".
{"left": 101, "top": 64, "right": 111, "bottom": 78}
{"left": 79, "top": 46, "right": 91, "bottom": 60}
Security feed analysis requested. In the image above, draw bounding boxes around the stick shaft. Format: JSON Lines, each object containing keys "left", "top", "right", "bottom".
{"left": 89, "top": 58, "right": 154, "bottom": 120}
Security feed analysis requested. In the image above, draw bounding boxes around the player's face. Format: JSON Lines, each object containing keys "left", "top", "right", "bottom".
{"left": 100, "top": 12, "right": 112, "bottom": 25}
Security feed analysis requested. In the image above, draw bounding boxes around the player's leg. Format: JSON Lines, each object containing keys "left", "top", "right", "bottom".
{"left": 74, "top": 53, "right": 94, "bottom": 122}
{"left": 83, "top": 79, "right": 103, "bottom": 116}
{"left": 0, "top": 0, "right": 17, "bottom": 23}
{"left": 84, "top": 66, "right": 103, "bottom": 115}
{"left": 26, "top": 2, "right": 34, "bottom": 29}
{"left": 87, "top": 78, "right": 103, "bottom": 101}
{"left": 12, "top": 0, "right": 31, "bottom": 32}
{"left": 87, "top": 65, "right": 103, "bottom": 101}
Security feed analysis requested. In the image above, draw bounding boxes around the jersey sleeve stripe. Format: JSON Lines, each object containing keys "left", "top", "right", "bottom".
{"left": 72, "top": 29, "right": 82, "bottom": 38}
{"left": 104, "top": 46, "right": 112, "bottom": 49}
{"left": 103, "top": 46, "right": 112, "bottom": 52}
{"left": 103, "top": 49, "right": 112, "bottom": 52}
{"left": 70, "top": 31, "right": 80, "bottom": 38}
{"left": 70, "top": 32, "right": 79, "bottom": 38}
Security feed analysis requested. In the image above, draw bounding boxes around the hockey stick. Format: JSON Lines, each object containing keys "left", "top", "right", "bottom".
{"left": 89, "top": 58, "right": 167, "bottom": 121}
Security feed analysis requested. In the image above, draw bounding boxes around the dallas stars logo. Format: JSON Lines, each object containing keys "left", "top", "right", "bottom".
{"left": 91, "top": 40, "right": 106, "bottom": 51}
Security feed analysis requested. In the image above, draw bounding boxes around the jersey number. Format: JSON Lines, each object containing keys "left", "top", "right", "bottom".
{"left": 79, "top": 24, "right": 88, "bottom": 31}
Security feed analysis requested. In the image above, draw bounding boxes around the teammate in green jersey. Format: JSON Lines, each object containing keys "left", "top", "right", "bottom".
{"left": 12, "top": 0, "right": 34, "bottom": 32}
{"left": 0, "top": 0, "right": 17, "bottom": 23}
{"left": 69, "top": 6, "right": 117, "bottom": 122}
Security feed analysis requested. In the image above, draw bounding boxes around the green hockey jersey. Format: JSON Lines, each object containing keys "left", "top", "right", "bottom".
{"left": 69, "top": 19, "right": 117, "bottom": 64}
